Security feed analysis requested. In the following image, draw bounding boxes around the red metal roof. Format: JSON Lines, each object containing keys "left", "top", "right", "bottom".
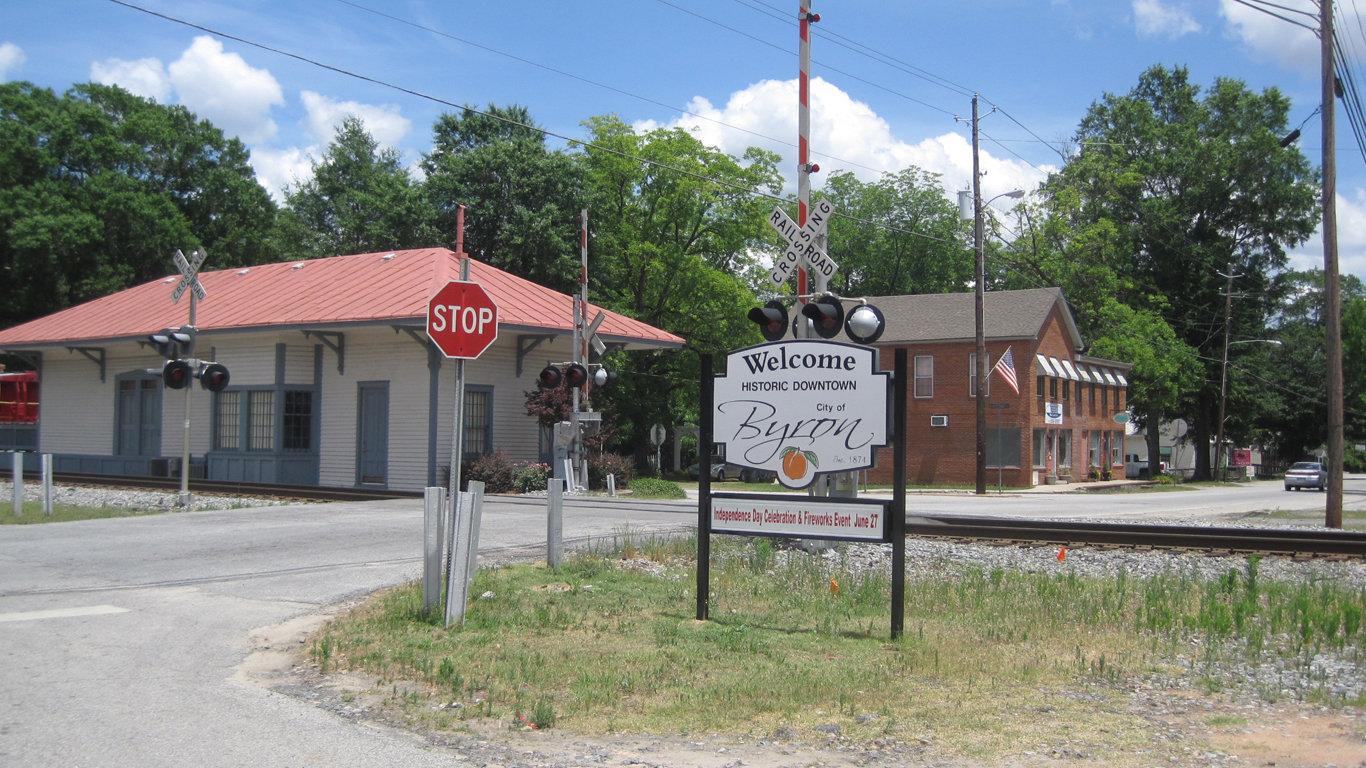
{"left": 0, "top": 248, "right": 683, "bottom": 348}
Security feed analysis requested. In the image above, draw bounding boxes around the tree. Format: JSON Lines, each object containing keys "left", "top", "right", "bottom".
{"left": 1046, "top": 65, "right": 1319, "bottom": 479}
{"left": 0, "top": 81, "right": 277, "bottom": 328}
{"left": 422, "top": 105, "right": 584, "bottom": 293}
{"left": 274, "top": 117, "right": 436, "bottom": 258}
{"left": 578, "top": 115, "right": 783, "bottom": 463}
{"left": 820, "top": 167, "right": 972, "bottom": 297}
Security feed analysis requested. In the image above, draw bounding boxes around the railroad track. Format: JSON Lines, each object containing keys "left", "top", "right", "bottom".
{"left": 906, "top": 515, "right": 1366, "bottom": 560}
{"left": 22, "top": 471, "right": 422, "bottom": 503}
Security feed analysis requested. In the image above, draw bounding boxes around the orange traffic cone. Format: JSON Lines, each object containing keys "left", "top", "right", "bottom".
{"left": 829, "top": 578, "right": 839, "bottom": 595}
{"left": 1057, "top": 546, "right": 1067, "bottom": 562}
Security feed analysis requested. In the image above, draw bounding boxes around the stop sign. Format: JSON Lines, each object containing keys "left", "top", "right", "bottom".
{"left": 427, "top": 280, "right": 499, "bottom": 359}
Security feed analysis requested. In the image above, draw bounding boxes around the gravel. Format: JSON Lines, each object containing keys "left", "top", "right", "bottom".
{"left": 0, "top": 480, "right": 304, "bottom": 513}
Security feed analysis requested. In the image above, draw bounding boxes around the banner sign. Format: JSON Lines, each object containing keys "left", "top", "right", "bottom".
{"left": 713, "top": 340, "right": 889, "bottom": 489}
{"left": 711, "top": 493, "right": 890, "bottom": 542}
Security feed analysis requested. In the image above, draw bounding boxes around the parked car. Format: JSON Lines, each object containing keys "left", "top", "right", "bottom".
{"left": 687, "top": 461, "right": 776, "bottom": 483}
{"left": 1283, "top": 461, "right": 1326, "bottom": 491}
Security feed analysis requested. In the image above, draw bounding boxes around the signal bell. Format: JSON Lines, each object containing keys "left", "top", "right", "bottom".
{"left": 747, "top": 300, "right": 789, "bottom": 342}
{"left": 844, "top": 303, "right": 886, "bottom": 345}
{"left": 800, "top": 296, "right": 845, "bottom": 339}
{"left": 593, "top": 368, "right": 616, "bottom": 387}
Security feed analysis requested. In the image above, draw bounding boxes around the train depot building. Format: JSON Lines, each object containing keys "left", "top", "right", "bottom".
{"left": 0, "top": 248, "right": 681, "bottom": 491}
{"left": 864, "top": 287, "right": 1131, "bottom": 488}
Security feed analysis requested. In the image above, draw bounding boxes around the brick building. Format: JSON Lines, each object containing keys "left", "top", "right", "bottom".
{"left": 864, "top": 287, "right": 1131, "bottom": 488}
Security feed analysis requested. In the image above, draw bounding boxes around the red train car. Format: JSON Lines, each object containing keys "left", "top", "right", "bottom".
{"left": 0, "top": 370, "right": 39, "bottom": 423}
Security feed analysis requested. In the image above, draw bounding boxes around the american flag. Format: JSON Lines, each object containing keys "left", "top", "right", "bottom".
{"left": 992, "top": 346, "right": 1019, "bottom": 394}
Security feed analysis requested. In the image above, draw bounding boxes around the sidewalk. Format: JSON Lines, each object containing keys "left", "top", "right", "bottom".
{"left": 684, "top": 477, "right": 1150, "bottom": 500}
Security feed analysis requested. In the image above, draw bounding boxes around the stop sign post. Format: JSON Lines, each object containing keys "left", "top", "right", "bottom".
{"left": 428, "top": 280, "right": 499, "bottom": 359}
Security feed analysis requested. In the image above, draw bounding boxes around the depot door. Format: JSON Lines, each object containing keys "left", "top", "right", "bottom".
{"left": 356, "top": 382, "right": 389, "bottom": 486}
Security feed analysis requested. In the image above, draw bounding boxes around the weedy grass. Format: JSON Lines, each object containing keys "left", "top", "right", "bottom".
{"left": 0, "top": 501, "right": 163, "bottom": 524}
{"left": 310, "top": 537, "right": 1365, "bottom": 761}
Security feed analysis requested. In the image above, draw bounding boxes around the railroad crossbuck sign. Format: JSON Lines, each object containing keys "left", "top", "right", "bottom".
{"left": 767, "top": 199, "right": 839, "bottom": 288}
{"left": 171, "top": 248, "right": 207, "bottom": 303}
{"left": 427, "top": 280, "right": 500, "bottom": 359}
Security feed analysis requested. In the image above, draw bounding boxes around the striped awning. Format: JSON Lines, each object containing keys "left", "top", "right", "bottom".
{"left": 1114, "top": 371, "right": 1129, "bottom": 387}
{"left": 1036, "top": 354, "right": 1056, "bottom": 377}
{"left": 1073, "top": 363, "right": 1091, "bottom": 383}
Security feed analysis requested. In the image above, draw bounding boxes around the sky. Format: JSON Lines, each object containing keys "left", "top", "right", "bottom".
{"left": 2, "top": 0, "right": 1363, "bottom": 279}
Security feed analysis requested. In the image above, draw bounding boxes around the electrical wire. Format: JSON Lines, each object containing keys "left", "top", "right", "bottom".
{"left": 106, "top": 0, "right": 957, "bottom": 247}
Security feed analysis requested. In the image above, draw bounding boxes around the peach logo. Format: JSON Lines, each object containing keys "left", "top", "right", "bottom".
{"left": 779, "top": 446, "right": 818, "bottom": 486}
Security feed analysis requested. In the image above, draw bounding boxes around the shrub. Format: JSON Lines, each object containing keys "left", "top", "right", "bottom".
{"left": 463, "top": 450, "right": 514, "bottom": 493}
{"left": 589, "top": 452, "right": 635, "bottom": 490}
{"left": 630, "top": 478, "right": 685, "bottom": 499}
{"left": 511, "top": 462, "right": 551, "bottom": 493}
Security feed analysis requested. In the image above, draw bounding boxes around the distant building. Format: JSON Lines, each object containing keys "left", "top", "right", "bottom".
{"left": 0, "top": 248, "right": 681, "bottom": 491}
{"left": 864, "top": 288, "right": 1131, "bottom": 487}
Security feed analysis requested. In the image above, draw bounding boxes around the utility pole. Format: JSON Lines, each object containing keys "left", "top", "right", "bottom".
{"left": 1214, "top": 263, "right": 1237, "bottom": 482}
{"left": 971, "top": 95, "right": 987, "bottom": 496}
{"left": 1322, "top": 0, "right": 1344, "bottom": 529}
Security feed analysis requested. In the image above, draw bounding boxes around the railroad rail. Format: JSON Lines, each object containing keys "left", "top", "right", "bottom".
{"left": 907, "top": 515, "right": 1366, "bottom": 560}
{"left": 22, "top": 471, "right": 422, "bottom": 503}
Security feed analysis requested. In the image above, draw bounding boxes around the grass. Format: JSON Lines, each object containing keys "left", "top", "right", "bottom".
{"left": 0, "top": 500, "right": 166, "bottom": 524}
{"left": 308, "top": 535, "right": 1365, "bottom": 761}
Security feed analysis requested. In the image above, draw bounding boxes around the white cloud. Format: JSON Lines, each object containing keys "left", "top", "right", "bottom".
{"left": 299, "top": 90, "right": 412, "bottom": 148}
{"left": 1220, "top": 0, "right": 1318, "bottom": 71}
{"left": 90, "top": 57, "right": 170, "bottom": 102}
{"left": 248, "top": 145, "right": 318, "bottom": 202}
{"left": 1288, "top": 189, "right": 1366, "bottom": 279}
{"left": 0, "top": 42, "right": 26, "bottom": 81}
{"left": 636, "top": 77, "right": 1050, "bottom": 204}
{"left": 167, "top": 36, "right": 284, "bottom": 143}
{"left": 1133, "top": 0, "right": 1201, "bottom": 40}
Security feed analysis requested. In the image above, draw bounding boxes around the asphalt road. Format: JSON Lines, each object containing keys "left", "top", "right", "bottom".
{"left": 0, "top": 479, "right": 1358, "bottom": 766}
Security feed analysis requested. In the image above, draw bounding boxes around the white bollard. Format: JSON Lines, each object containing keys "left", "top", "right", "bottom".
{"left": 547, "top": 479, "right": 563, "bottom": 569}
{"left": 41, "top": 453, "right": 53, "bottom": 517}
{"left": 11, "top": 452, "right": 23, "bottom": 518}
{"left": 607, "top": 473, "right": 616, "bottom": 497}
{"left": 444, "top": 486, "right": 481, "bottom": 628}
{"left": 464, "top": 481, "right": 485, "bottom": 593}
{"left": 423, "top": 487, "right": 445, "bottom": 613}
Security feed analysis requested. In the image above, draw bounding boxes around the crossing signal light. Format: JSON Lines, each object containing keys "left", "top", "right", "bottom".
{"left": 801, "top": 296, "right": 845, "bottom": 339}
{"left": 538, "top": 365, "right": 564, "bottom": 389}
{"left": 197, "top": 362, "right": 230, "bottom": 392}
{"left": 747, "top": 300, "right": 789, "bottom": 342}
{"left": 593, "top": 368, "right": 616, "bottom": 387}
{"left": 563, "top": 363, "right": 589, "bottom": 389}
{"left": 162, "top": 359, "right": 194, "bottom": 389}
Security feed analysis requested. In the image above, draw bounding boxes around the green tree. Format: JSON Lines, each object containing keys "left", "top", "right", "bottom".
{"left": 1045, "top": 65, "right": 1319, "bottom": 478}
{"left": 0, "top": 81, "right": 277, "bottom": 328}
{"left": 820, "top": 167, "right": 972, "bottom": 297}
{"left": 274, "top": 116, "right": 436, "bottom": 258}
{"left": 578, "top": 114, "right": 783, "bottom": 462}
{"left": 422, "top": 105, "right": 584, "bottom": 292}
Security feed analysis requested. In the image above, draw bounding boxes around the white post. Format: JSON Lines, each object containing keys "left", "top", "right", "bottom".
{"left": 423, "top": 486, "right": 445, "bottom": 613}
{"left": 547, "top": 478, "right": 563, "bottom": 568}
{"left": 444, "top": 212, "right": 470, "bottom": 597}
{"left": 607, "top": 473, "right": 616, "bottom": 497}
{"left": 10, "top": 452, "right": 21, "bottom": 517}
{"left": 444, "top": 490, "right": 474, "bottom": 627}
{"left": 42, "top": 453, "right": 53, "bottom": 517}
{"left": 464, "top": 480, "right": 484, "bottom": 593}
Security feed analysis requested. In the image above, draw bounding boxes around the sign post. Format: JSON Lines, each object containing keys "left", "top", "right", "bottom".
{"left": 427, "top": 212, "right": 500, "bottom": 627}
{"left": 170, "top": 247, "right": 207, "bottom": 508}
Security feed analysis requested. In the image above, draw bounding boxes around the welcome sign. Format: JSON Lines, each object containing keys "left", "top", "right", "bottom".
{"left": 714, "top": 340, "right": 889, "bottom": 489}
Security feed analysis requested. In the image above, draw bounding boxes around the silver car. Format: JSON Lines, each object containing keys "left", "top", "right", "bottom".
{"left": 1283, "top": 461, "right": 1326, "bottom": 491}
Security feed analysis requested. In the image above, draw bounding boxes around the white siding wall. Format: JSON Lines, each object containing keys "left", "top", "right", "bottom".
{"left": 37, "top": 350, "right": 121, "bottom": 455}
{"left": 284, "top": 342, "right": 317, "bottom": 386}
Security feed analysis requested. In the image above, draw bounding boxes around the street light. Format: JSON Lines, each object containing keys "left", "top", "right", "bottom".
{"left": 962, "top": 184, "right": 1025, "bottom": 494}
{"left": 1215, "top": 338, "right": 1282, "bottom": 480}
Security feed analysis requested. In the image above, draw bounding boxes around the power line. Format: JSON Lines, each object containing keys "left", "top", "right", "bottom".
{"left": 106, "top": 0, "right": 957, "bottom": 248}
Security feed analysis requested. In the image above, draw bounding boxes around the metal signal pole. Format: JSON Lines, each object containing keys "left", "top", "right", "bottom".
{"left": 1323, "top": 0, "right": 1344, "bottom": 529}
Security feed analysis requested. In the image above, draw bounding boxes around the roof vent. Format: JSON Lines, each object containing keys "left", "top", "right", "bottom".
{"left": 291, "top": 262, "right": 305, "bottom": 270}
{"left": 163, "top": 277, "right": 176, "bottom": 283}
{"left": 237, "top": 268, "right": 250, "bottom": 275}
{"left": 381, "top": 253, "right": 395, "bottom": 261}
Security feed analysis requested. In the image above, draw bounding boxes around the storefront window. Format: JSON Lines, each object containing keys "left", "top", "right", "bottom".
{"left": 1058, "top": 429, "right": 1072, "bottom": 468}
{"left": 1032, "top": 428, "right": 1046, "bottom": 468}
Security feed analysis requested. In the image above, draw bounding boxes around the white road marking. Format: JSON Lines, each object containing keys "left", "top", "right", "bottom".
{"left": 0, "top": 605, "right": 130, "bottom": 623}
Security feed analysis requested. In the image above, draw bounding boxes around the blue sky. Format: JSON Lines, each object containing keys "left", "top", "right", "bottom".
{"left": 2, "top": 0, "right": 1361, "bottom": 278}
